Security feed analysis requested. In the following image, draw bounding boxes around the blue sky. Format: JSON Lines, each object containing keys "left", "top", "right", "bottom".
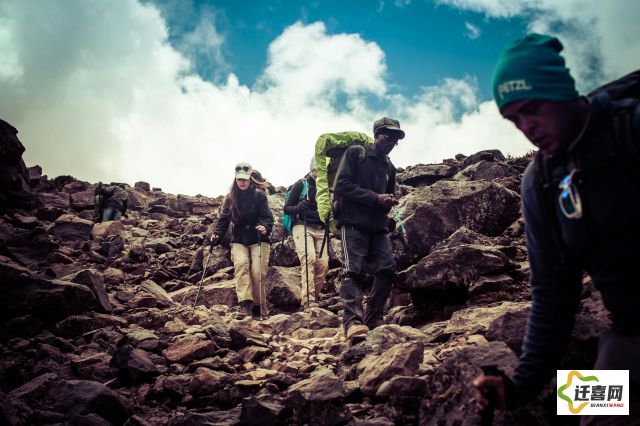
{"left": 0, "top": 0, "right": 638, "bottom": 196}
{"left": 152, "top": 0, "right": 527, "bottom": 101}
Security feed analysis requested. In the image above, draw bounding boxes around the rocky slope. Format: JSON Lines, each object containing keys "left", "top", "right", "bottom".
{"left": 0, "top": 119, "right": 609, "bottom": 425}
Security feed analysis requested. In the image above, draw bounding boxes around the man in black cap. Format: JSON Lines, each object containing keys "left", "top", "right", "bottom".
{"left": 333, "top": 117, "right": 404, "bottom": 340}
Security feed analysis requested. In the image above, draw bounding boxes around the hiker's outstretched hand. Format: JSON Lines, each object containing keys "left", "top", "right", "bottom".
{"left": 255, "top": 225, "right": 267, "bottom": 235}
{"left": 473, "top": 374, "right": 507, "bottom": 413}
{"left": 209, "top": 234, "right": 220, "bottom": 246}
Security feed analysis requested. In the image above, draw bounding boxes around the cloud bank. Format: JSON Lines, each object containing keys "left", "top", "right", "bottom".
{"left": 0, "top": 0, "right": 635, "bottom": 196}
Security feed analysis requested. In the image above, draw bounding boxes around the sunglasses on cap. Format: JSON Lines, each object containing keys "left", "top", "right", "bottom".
{"left": 235, "top": 165, "right": 251, "bottom": 172}
{"left": 558, "top": 168, "right": 583, "bottom": 219}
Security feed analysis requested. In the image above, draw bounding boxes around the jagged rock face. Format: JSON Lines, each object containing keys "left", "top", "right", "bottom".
{"left": 396, "top": 163, "right": 458, "bottom": 187}
{"left": 392, "top": 180, "right": 521, "bottom": 269}
{"left": 452, "top": 160, "right": 518, "bottom": 182}
{"left": 0, "top": 120, "right": 33, "bottom": 213}
{"left": 0, "top": 136, "right": 602, "bottom": 425}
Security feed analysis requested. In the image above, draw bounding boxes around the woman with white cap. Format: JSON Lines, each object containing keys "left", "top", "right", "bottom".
{"left": 211, "top": 162, "right": 273, "bottom": 317}
{"left": 283, "top": 156, "right": 329, "bottom": 309}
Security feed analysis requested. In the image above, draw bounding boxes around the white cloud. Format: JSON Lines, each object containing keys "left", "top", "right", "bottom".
{"left": 2, "top": 0, "right": 631, "bottom": 198}
{"left": 438, "top": 0, "right": 640, "bottom": 91}
{"left": 464, "top": 22, "right": 481, "bottom": 39}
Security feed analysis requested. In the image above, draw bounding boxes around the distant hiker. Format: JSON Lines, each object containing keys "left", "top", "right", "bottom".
{"left": 333, "top": 117, "right": 404, "bottom": 340}
{"left": 473, "top": 34, "right": 640, "bottom": 422}
{"left": 250, "top": 169, "right": 270, "bottom": 193}
{"left": 210, "top": 162, "right": 273, "bottom": 318}
{"left": 94, "top": 182, "right": 129, "bottom": 222}
{"left": 283, "top": 156, "right": 329, "bottom": 309}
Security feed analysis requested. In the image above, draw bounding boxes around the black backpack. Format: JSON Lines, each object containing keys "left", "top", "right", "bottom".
{"left": 535, "top": 70, "right": 640, "bottom": 260}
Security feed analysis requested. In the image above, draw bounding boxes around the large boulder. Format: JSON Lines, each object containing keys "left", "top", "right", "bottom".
{"left": 50, "top": 380, "right": 130, "bottom": 424}
{"left": 38, "top": 192, "right": 71, "bottom": 209}
{"left": 91, "top": 221, "right": 125, "bottom": 239}
{"left": 392, "top": 180, "right": 520, "bottom": 269}
{"left": 452, "top": 160, "right": 517, "bottom": 182}
{"left": 110, "top": 345, "right": 160, "bottom": 384}
{"left": 461, "top": 149, "right": 506, "bottom": 168}
{"left": 70, "top": 189, "right": 96, "bottom": 211}
{"left": 267, "top": 194, "right": 286, "bottom": 242}
{"left": 358, "top": 342, "right": 424, "bottom": 396}
{"left": 266, "top": 266, "right": 301, "bottom": 311}
{"left": 171, "top": 279, "right": 238, "bottom": 308}
{"left": 270, "top": 237, "right": 299, "bottom": 267}
{"left": 397, "top": 243, "right": 514, "bottom": 307}
{"left": 0, "top": 260, "right": 97, "bottom": 323}
{"left": 442, "top": 301, "right": 530, "bottom": 336}
{"left": 163, "top": 336, "right": 217, "bottom": 365}
{"left": 419, "top": 341, "right": 524, "bottom": 426}
{"left": 396, "top": 164, "right": 457, "bottom": 187}
{"left": 62, "top": 269, "right": 112, "bottom": 313}
{"left": 4, "top": 226, "right": 53, "bottom": 266}
{"left": 0, "top": 119, "right": 33, "bottom": 212}
{"left": 50, "top": 214, "right": 93, "bottom": 241}
{"left": 285, "top": 368, "right": 350, "bottom": 426}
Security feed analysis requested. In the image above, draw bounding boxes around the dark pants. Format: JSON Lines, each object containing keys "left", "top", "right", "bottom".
{"left": 580, "top": 330, "right": 640, "bottom": 425}
{"left": 340, "top": 225, "right": 396, "bottom": 331}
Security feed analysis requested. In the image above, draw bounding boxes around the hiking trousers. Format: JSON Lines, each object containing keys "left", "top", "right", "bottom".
{"left": 102, "top": 207, "right": 122, "bottom": 222}
{"left": 580, "top": 330, "right": 640, "bottom": 425}
{"left": 292, "top": 224, "right": 329, "bottom": 304}
{"left": 340, "top": 225, "right": 395, "bottom": 331}
{"left": 231, "top": 242, "right": 270, "bottom": 306}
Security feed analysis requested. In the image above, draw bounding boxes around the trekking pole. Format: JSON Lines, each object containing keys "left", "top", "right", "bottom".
{"left": 258, "top": 230, "right": 264, "bottom": 319}
{"left": 391, "top": 206, "right": 408, "bottom": 242}
{"left": 304, "top": 217, "right": 310, "bottom": 307}
{"left": 184, "top": 243, "right": 214, "bottom": 308}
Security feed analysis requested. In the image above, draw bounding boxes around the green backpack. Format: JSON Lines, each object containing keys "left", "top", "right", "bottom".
{"left": 314, "top": 131, "right": 373, "bottom": 232}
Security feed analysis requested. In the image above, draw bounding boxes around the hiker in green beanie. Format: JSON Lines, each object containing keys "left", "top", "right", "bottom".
{"left": 473, "top": 33, "right": 640, "bottom": 423}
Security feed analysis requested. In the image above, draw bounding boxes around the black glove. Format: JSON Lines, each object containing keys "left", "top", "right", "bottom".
{"left": 296, "top": 199, "right": 310, "bottom": 213}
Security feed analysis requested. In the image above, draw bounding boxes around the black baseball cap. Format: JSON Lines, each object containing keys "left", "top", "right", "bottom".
{"left": 373, "top": 117, "right": 405, "bottom": 139}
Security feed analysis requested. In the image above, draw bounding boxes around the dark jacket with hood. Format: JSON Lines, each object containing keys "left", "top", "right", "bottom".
{"left": 98, "top": 185, "right": 129, "bottom": 212}
{"left": 333, "top": 144, "right": 396, "bottom": 233}
{"left": 283, "top": 175, "right": 324, "bottom": 227}
{"left": 214, "top": 188, "right": 273, "bottom": 246}
{"left": 510, "top": 93, "right": 640, "bottom": 404}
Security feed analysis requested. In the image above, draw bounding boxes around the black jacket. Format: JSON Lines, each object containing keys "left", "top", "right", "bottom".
{"left": 213, "top": 189, "right": 273, "bottom": 245}
{"left": 333, "top": 144, "right": 396, "bottom": 232}
{"left": 512, "top": 93, "right": 640, "bottom": 403}
{"left": 283, "top": 175, "right": 324, "bottom": 227}
{"left": 99, "top": 185, "right": 129, "bottom": 213}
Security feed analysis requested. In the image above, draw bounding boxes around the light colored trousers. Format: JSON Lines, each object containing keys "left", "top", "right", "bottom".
{"left": 231, "top": 242, "right": 270, "bottom": 305}
{"left": 292, "top": 224, "right": 329, "bottom": 304}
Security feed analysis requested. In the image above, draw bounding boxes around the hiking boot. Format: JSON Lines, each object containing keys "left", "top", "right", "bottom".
{"left": 238, "top": 300, "right": 252, "bottom": 317}
{"left": 345, "top": 323, "right": 369, "bottom": 340}
{"left": 251, "top": 305, "right": 264, "bottom": 319}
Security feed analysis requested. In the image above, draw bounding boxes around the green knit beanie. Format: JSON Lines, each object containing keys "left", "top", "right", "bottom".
{"left": 492, "top": 34, "right": 579, "bottom": 110}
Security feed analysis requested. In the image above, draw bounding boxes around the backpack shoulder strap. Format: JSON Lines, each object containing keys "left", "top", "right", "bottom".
{"left": 534, "top": 151, "right": 570, "bottom": 265}
{"left": 300, "top": 178, "right": 308, "bottom": 200}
